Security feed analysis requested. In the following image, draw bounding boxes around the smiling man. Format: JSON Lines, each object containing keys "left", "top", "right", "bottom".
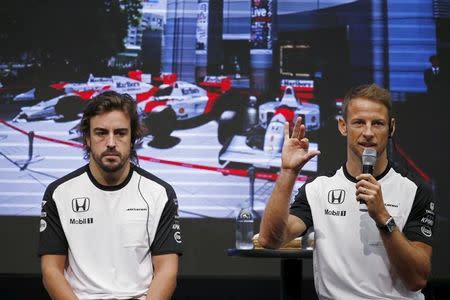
{"left": 259, "top": 84, "right": 435, "bottom": 299}
{"left": 38, "top": 91, "right": 182, "bottom": 300}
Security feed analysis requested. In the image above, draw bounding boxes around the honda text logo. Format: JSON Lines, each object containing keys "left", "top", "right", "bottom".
{"left": 72, "top": 197, "right": 90, "bottom": 212}
{"left": 328, "top": 189, "right": 345, "bottom": 204}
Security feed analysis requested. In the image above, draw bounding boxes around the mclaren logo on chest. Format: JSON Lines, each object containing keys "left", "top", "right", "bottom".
{"left": 72, "top": 197, "right": 90, "bottom": 212}
{"left": 328, "top": 189, "right": 345, "bottom": 204}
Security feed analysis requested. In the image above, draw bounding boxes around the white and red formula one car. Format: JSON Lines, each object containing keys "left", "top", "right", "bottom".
{"left": 218, "top": 84, "right": 320, "bottom": 173}
{"left": 12, "top": 70, "right": 157, "bottom": 122}
{"left": 137, "top": 75, "right": 236, "bottom": 140}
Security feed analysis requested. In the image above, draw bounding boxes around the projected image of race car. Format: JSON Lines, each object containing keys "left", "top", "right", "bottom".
{"left": 12, "top": 70, "right": 157, "bottom": 122}
{"left": 138, "top": 76, "right": 245, "bottom": 141}
{"left": 12, "top": 72, "right": 245, "bottom": 145}
{"left": 218, "top": 85, "right": 320, "bottom": 173}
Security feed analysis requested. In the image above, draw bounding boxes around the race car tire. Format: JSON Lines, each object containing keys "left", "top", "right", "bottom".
{"left": 210, "top": 90, "right": 245, "bottom": 120}
{"left": 144, "top": 107, "right": 176, "bottom": 139}
{"left": 245, "top": 125, "right": 265, "bottom": 150}
{"left": 35, "top": 85, "right": 64, "bottom": 101}
{"left": 218, "top": 110, "right": 240, "bottom": 145}
{"left": 54, "top": 95, "right": 87, "bottom": 120}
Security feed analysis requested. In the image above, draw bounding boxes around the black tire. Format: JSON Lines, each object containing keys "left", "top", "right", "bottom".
{"left": 54, "top": 95, "right": 86, "bottom": 120}
{"left": 244, "top": 125, "right": 265, "bottom": 150}
{"left": 210, "top": 90, "right": 245, "bottom": 120}
{"left": 144, "top": 107, "right": 176, "bottom": 139}
{"left": 35, "top": 85, "right": 64, "bottom": 101}
{"left": 218, "top": 110, "right": 240, "bottom": 145}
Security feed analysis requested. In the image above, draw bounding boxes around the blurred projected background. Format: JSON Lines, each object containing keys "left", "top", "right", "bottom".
{"left": 0, "top": 0, "right": 448, "bottom": 278}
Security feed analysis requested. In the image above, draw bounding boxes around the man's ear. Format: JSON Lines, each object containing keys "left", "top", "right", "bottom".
{"left": 338, "top": 117, "right": 347, "bottom": 136}
{"left": 389, "top": 118, "right": 396, "bottom": 137}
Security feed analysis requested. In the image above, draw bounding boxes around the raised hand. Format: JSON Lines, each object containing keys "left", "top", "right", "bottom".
{"left": 281, "top": 117, "right": 320, "bottom": 173}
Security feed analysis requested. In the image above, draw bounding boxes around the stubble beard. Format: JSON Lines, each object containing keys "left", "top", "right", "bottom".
{"left": 92, "top": 150, "right": 130, "bottom": 173}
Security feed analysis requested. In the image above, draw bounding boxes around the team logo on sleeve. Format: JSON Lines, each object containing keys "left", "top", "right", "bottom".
{"left": 328, "top": 189, "right": 345, "bottom": 204}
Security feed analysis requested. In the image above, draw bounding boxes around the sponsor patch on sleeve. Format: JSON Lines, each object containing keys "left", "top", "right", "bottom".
{"left": 40, "top": 219, "right": 47, "bottom": 232}
{"left": 174, "top": 231, "right": 182, "bottom": 243}
{"left": 421, "top": 226, "right": 432, "bottom": 238}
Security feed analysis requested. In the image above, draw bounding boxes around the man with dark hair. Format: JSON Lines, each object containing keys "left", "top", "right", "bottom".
{"left": 38, "top": 91, "right": 182, "bottom": 300}
{"left": 79, "top": 91, "right": 143, "bottom": 164}
{"left": 259, "top": 84, "right": 435, "bottom": 299}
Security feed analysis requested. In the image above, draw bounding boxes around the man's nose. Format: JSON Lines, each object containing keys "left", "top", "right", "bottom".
{"left": 362, "top": 124, "right": 374, "bottom": 137}
{"left": 106, "top": 133, "right": 116, "bottom": 148}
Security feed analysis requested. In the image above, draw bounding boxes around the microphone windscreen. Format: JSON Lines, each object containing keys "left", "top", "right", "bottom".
{"left": 362, "top": 148, "right": 377, "bottom": 166}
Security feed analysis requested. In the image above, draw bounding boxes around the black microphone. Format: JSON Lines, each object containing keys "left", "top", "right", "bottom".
{"left": 359, "top": 148, "right": 377, "bottom": 212}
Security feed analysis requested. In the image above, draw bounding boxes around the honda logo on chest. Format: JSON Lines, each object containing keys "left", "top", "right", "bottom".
{"left": 72, "top": 197, "right": 90, "bottom": 212}
{"left": 328, "top": 189, "right": 345, "bottom": 204}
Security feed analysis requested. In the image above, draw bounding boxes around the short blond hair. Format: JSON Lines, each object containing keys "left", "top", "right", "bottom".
{"left": 342, "top": 83, "right": 392, "bottom": 122}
